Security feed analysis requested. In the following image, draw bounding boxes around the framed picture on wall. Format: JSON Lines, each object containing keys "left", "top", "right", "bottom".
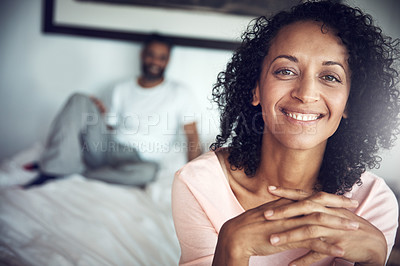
{"left": 43, "top": 0, "right": 298, "bottom": 50}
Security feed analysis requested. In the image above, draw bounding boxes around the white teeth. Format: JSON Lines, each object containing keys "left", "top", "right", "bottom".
{"left": 286, "top": 112, "right": 319, "bottom": 121}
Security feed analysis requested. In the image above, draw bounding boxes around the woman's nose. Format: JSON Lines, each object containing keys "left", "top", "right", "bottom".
{"left": 291, "top": 76, "right": 320, "bottom": 103}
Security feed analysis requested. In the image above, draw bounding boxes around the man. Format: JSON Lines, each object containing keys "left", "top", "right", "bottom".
{"left": 24, "top": 34, "right": 202, "bottom": 188}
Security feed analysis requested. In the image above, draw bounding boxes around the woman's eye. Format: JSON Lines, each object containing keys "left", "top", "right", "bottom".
{"left": 275, "top": 69, "right": 295, "bottom": 76}
{"left": 321, "top": 75, "right": 341, "bottom": 83}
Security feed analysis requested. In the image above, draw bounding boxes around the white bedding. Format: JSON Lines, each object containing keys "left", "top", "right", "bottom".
{"left": 0, "top": 145, "right": 181, "bottom": 266}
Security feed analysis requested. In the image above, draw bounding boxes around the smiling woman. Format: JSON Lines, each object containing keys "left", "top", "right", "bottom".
{"left": 252, "top": 20, "right": 351, "bottom": 152}
{"left": 172, "top": 1, "right": 400, "bottom": 266}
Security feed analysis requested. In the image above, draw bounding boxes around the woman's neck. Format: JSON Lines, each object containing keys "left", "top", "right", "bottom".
{"left": 220, "top": 132, "right": 327, "bottom": 210}
{"left": 255, "top": 132, "right": 326, "bottom": 193}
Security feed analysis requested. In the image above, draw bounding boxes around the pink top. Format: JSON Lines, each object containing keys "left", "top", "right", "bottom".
{"left": 172, "top": 151, "right": 398, "bottom": 265}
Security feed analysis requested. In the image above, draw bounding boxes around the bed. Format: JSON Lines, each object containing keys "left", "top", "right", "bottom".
{"left": 2, "top": 144, "right": 400, "bottom": 266}
{"left": 0, "top": 144, "right": 181, "bottom": 266}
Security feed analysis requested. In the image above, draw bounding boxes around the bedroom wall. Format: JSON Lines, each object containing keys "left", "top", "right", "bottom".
{"left": 0, "top": 0, "right": 231, "bottom": 161}
{"left": 0, "top": 0, "right": 399, "bottom": 187}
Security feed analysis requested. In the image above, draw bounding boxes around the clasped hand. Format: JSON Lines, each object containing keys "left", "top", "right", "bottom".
{"left": 215, "top": 187, "right": 387, "bottom": 266}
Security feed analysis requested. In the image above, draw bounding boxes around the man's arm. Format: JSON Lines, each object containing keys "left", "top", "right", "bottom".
{"left": 184, "top": 122, "right": 202, "bottom": 161}
{"left": 90, "top": 96, "right": 115, "bottom": 130}
{"left": 89, "top": 96, "right": 107, "bottom": 114}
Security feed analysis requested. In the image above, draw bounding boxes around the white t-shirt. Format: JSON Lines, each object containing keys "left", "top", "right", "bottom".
{"left": 106, "top": 78, "right": 198, "bottom": 163}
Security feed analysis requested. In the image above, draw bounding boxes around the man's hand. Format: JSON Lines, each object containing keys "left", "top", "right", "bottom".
{"left": 90, "top": 96, "right": 107, "bottom": 114}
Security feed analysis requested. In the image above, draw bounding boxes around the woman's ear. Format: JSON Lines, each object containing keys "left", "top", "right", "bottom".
{"left": 252, "top": 83, "right": 260, "bottom": 106}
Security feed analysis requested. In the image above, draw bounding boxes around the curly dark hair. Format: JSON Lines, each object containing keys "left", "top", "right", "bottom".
{"left": 210, "top": 0, "right": 400, "bottom": 194}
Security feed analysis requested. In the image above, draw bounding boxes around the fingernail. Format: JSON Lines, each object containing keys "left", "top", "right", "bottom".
{"left": 268, "top": 185, "right": 277, "bottom": 191}
{"left": 264, "top": 210, "right": 274, "bottom": 218}
{"left": 349, "top": 221, "right": 359, "bottom": 229}
{"left": 270, "top": 235, "right": 280, "bottom": 245}
{"left": 350, "top": 199, "right": 359, "bottom": 207}
{"left": 333, "top": 247, "right": 344, "bottom": 256}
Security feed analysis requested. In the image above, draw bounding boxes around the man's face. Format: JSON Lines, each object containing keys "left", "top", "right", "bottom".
{"left": 141, "top": 42, "right": 170, "bottom": 80}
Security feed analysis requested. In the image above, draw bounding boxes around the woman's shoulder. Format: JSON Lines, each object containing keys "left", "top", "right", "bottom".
{"left": 350, "top": 171, "right": 398, "bottom": 215}
{"left": 173, "top": 150, "right": 237, "bottom": 208}
{"left": 351, "top": 171, "right": 396, "bottom": 197}
{"left": 351, "top": 172, "right": 399, "bottom": 259}
{"left": 173, "top": 150, "right": 244, "bottom": 228}
{"left": 175, "top": 151, "right": 224, "bottom": 185}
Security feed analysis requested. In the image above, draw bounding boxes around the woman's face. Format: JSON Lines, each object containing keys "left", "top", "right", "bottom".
{"left": 253, "top": 20, "right": 351, "bottom": 151}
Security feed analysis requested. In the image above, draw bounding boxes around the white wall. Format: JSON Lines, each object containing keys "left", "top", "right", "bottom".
{"left": 0, "top": 0, "right": 231, "bottom": 161}
{"left": 0, "top": 0, "right": 399, "bottom": 187}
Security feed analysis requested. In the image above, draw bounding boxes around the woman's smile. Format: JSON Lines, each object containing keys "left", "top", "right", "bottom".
{"left": 280, "top": 107, "right": 324, "bottom": 123}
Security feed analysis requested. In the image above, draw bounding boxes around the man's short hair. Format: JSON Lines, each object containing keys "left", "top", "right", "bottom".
{"left": 144, "top": 33, "right": 173, "bottom": 51}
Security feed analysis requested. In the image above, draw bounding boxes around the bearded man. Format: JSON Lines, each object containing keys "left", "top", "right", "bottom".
{"left": 24, "top": 34, "right": 201, "bottom": 188}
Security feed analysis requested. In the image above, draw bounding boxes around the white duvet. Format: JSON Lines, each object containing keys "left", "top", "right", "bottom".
{"left": 0, "top": 145, "right": 181, "bottom": 266}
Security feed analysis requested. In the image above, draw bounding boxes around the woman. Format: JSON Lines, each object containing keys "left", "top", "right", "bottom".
{"left": 172, "top": 1, "right": 400, "bottom": 265}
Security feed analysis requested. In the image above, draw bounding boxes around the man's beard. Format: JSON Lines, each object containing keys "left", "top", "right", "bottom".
{"left": 141, "top": 63, "right": 165, "bottom": 80}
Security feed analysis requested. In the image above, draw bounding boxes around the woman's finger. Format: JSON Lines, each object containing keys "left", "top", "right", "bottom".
{"left": 265, "top": 199, "right": 359, "bottom": 221}
{"left": 308, "top": 191, "right": 359, "bottom": 208}
{"left": 268, "top": 186, "right": 310, "bottom": 200}
{"left": 269, "top": 222, "right": 352, "bottom": 247}
{"left": 289, "top": 251, "right": 330, "bottom": 266}
{"left": 267, "top": 187, "right": 358, "bottom": 214}
{"left": 284, "top": 238, "right": 344, "bottom": 259}
{"left": 264, "top": 198, "right": 328, "bottom": 220}
{"left": 268, "top": 213, "right": 359, "bottom": 240}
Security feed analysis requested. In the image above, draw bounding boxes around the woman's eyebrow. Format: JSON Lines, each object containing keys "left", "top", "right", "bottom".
{"left": 323, "top": 61, "right": 346, "bottom": 72}
{"left": 270, "top": 55, "right": 347, "bottom": 73}
{"left": 271, "top": 55, "right": 298, "bottom": 63}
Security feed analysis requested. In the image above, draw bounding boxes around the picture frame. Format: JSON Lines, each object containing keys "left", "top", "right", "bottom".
{"left": 42, "top": 0, "right": 261, "bottom": 50}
